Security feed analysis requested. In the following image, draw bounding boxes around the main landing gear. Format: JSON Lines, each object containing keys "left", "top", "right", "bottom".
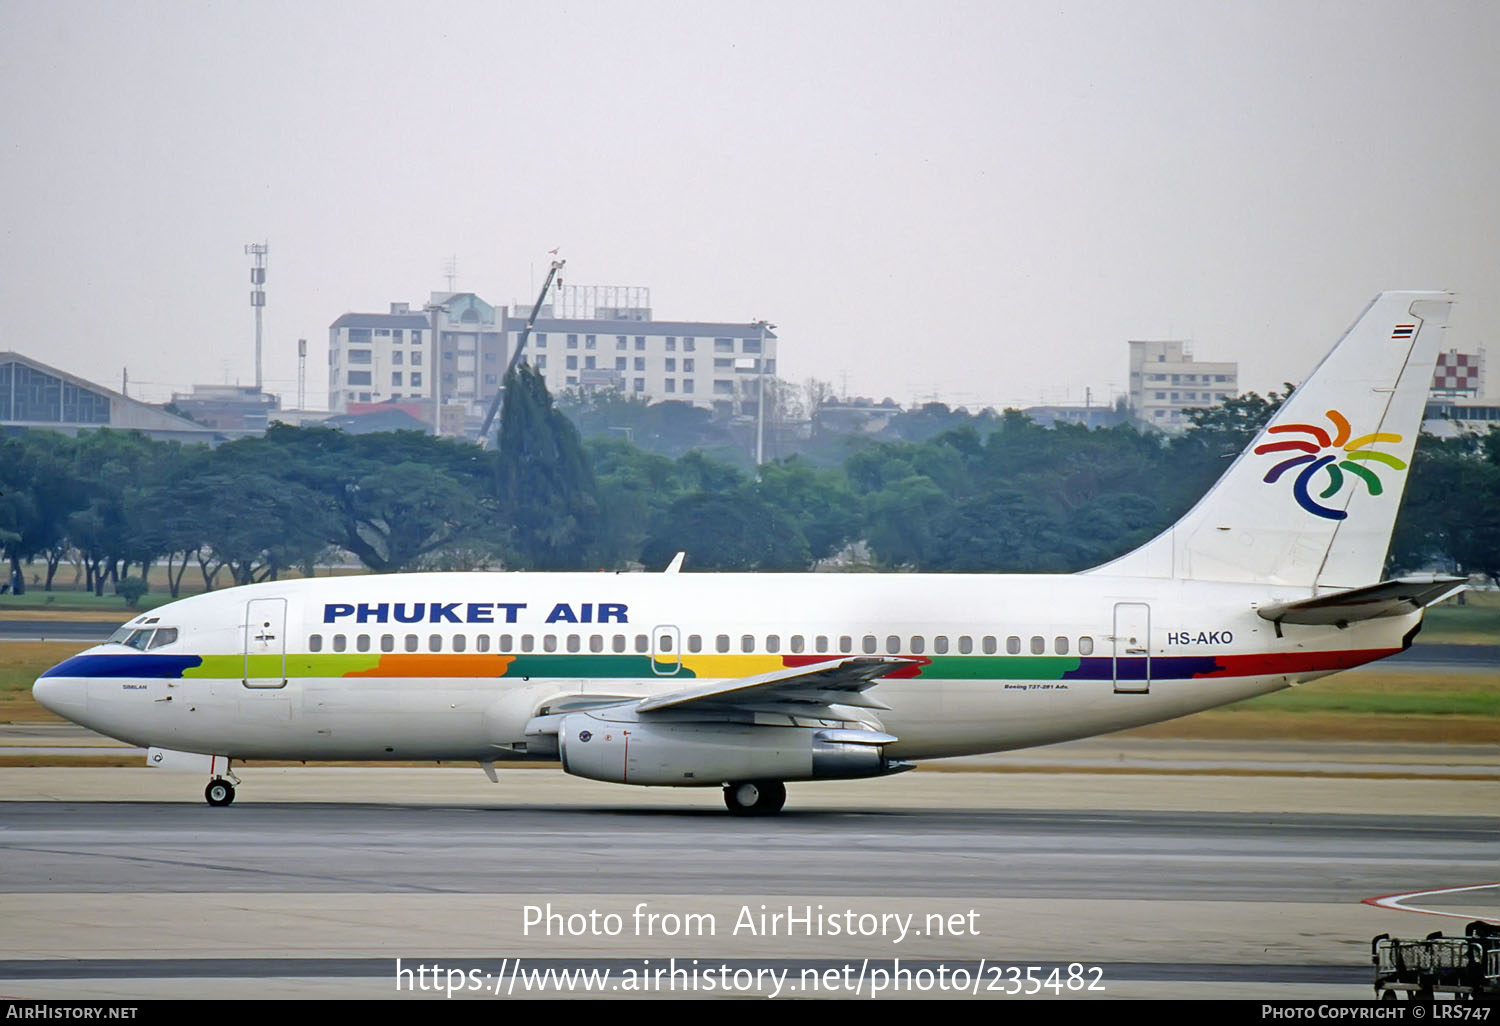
{"left": 723, "top": 780, "right": 787, "bottom": 816}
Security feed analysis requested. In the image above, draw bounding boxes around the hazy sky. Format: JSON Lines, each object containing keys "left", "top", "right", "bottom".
{"left": 3, "top": 0, "right": 1497, "bottom": 411}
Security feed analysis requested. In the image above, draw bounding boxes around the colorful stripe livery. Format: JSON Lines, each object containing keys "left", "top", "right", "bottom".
{"left": 43, "top": 647, "right": 1400, "bottom": 684}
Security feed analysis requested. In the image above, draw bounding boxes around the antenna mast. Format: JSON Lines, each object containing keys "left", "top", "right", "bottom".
{"left": 297, "top": 338, "right": 307, "bottom": 411}
{"left": 245, "top": 242, "right": 268, "bottom": 392}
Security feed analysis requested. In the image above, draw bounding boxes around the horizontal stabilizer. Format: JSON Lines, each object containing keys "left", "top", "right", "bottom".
{"left": 635, "top": 656, "right": 913, "bottom": 713}
{"left": 1256, "top": 575, "right": 1466, "bottom": 627}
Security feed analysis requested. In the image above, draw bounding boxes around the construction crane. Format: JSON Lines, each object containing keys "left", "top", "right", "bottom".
{"left": 478, "top": 257, "right": 565, "bottom": 446}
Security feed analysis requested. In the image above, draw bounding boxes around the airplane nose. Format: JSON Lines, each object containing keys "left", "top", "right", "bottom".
{"left": 32, "top": 676, "right": 88, "bottom": 721}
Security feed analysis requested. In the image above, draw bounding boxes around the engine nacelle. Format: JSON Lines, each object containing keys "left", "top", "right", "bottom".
{"left": 556, "top": 712, "right": 907, "bottom": 787}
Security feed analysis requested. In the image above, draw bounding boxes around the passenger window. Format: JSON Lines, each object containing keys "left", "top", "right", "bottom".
{"left": 634, "top": 634, "right": 649, "bottom": 653}
{"left": 909, "top": 636, "right": 924, "bottom": 654}
{"left": 381, "top": 634, "right": 395, "bottom": 653}
{"left": 1006, "top": 636, "right": 1020, "bottom": 654}
{"left": 741, "top": 635, "right": 755, "bottom": 653}
{"left": 499, "top": 635, "right": 513, "bottom": 652}
{"left": 428, "top": 634, "right": 442, "bottom": 652}
{"left": 543, "top": 635, "right": 558, "bottom": 653}
{"left": 716, "top": 634, "right": 730, "bottom": 653}
{"left": 148, "top": 628, "right": 177, "bottom": 649}
{"left": 839, "top": 636, "right": 852, "bottom": 654}
{"left": 566, "top": 634, "right": 580, "bottom": 653}
{"left": 982, "top": 636, "right": 997, "bottom": 655}
{"left": 405, "top": 634, "right": 419, "bottom": 652}
{"left": 1079, "top": 637, "right": 1094, "bottom": 655}
{"left": 309, "top": 634, "right": 323, "bottom": 653}
{"left": 688, "top": 635, "right": 702, "bottom": 653}
{"left": 520, "top": 635, "right": 535, "bottom": 652}
{"left": 658, "top": 633, "right": 674, "bottom": 652}
{"left": 862, "top": 636, "right": 877, "bottom": 654}
{"left": 934, "top": 636, "right": 948, "bottom": 654}
{"left": 886, "top": 635, "right": 900, "bottom": 654}
{"left": 613, "top": 635, "right": 626, "bottom": 653}
{"left": 958, "top": 636, "right": 973, "bottom": 654}
{"left": 356, "top": 635, "right": 371, "bottom": 653}
{"left": 790, "top": 635, "right": 804, "bottom": 654}
{"left": 1055, "top": 636, "right": 1069, "bottom": 655}
{"left": 453, "top": 634, "right": 468, "bottom": 653}
{"left": 332, "top": 635, "right": 347, "bottom": 653}
{"left": 475, "top": 635, "right": 490, "bottom": 653}
{"left": 1030, "top": 636, "right": 1045, "bottom": 655}
{"left": 766, "top": 635, "right": 779, "bottom": 653}
{"left": 816, "top": 636, "right": 829, "bottom": 654}
{"left": 589, "top": 635, "right": 603, "bottom": 653}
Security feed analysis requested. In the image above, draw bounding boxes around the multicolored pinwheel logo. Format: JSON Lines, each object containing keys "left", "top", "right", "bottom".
{"left": 1254, "top": 410, "right": 1406, "bottom": 521}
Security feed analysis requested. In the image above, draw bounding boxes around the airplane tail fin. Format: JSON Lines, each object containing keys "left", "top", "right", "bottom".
{"left": 1087, "top": 291, "right": 1453, "bottom": 588}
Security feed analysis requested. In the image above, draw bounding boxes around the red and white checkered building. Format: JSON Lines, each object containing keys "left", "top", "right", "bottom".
{"left": 1422, "top": 347, "right": 1498, "bottom": 437}
{"left": 1431, "top": 349, "right": 1484, "bottom": 396}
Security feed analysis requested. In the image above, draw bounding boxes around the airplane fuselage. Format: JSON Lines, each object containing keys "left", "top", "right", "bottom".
{"left": 35, "top": 570, "right": 1414, "bottom": 768}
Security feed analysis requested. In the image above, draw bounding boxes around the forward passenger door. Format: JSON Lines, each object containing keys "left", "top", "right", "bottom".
{"left": 244, "top": 598, "right": 288, "bottom": 688}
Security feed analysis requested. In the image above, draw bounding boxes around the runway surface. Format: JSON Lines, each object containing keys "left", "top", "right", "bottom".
{"left": 1, "top": 766, "right": 1496, "bottom": 1000}
{"left": 4, "top": 722, "right": 1498, "bottom": 777}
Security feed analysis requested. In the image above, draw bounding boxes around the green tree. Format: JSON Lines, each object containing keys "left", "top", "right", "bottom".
{"left": 131, "top": 443, "right": 210, "bottom": 597}
{"left": 586, "top": 438, "right": 684, "bottom": 567}
{"left": 1390, "top": 431, "right": 1500, "bottom": 580}
{"left": 925, "top": 486, "right": 1061, "bottom": 572}
{"left": 250, "top": 425, "right": 503, "bottom": 573}
{"left": 64, "top": 430, "right": 160, "bottom": 595}
{"left": 640, "top": 490, "right": 810, "bottom": 571}
{"left": 497, "top": 365, "right": 602, "bottom": 569}
{"left": 862, "top": 474, "right": 949, "bottom": 568}
{"left": 754, "top": 458, "right": 861, "bottom": 562}
{"left": 0, "top": 432, "right": 87, "bottom": 592}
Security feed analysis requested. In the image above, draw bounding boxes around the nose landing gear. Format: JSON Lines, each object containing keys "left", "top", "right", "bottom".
{"left": 204, "top": 766, "right": 239, "bottom": 807}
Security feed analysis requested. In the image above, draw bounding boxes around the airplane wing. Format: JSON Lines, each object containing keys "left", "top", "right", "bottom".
{"left": 1256, "top": 575, "right": 1466, "bottom": 627}
{"left": 635, "top": 656, "right": 915, "bottom": 714}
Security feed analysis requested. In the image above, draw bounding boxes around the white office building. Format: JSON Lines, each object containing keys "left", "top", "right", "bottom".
{"left": 502, "top": 301, "right": 778, "bottom": 419}
{"left": 327, "top": 293, "right": 509, "bottom": 422}
{"left": 327, "top": 302, "right": 432, "bottom": 413}
{"left": 1128, "top": 339, "right": 1238, "bottom": 432}
{"left": 330, "top": 287, "right": 778, "bottom": 428}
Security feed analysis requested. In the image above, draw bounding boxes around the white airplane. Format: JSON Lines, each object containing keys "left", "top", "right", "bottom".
{"left": 33, "top": 292, "right": 1465, "bottom": 815}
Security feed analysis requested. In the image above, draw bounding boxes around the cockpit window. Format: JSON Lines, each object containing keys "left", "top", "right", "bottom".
{"left": 107, "top": 626, "right": 134, "bottom": 644}
{"left": 147, "top": 628, "right": 178, "bottom": 649}
{"left": 122, "top": 629, "right": 153, "bottom": 651}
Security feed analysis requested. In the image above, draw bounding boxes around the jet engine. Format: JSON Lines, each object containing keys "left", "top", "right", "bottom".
{"left": 555, "top": 710, "right": 909, "bottom": 787}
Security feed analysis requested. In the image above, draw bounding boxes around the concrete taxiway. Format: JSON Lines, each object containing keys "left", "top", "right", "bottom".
{"left": 0, "top": 764, "right": 1495, "bottom": 1000}
{"left": 3, "top": 721, "right": 1499, "bottom": 778}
